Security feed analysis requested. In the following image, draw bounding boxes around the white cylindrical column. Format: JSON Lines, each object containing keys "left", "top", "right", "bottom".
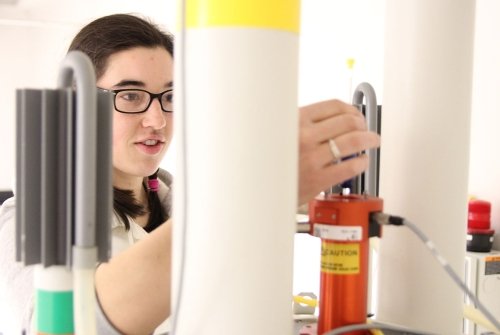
{"left": 377, "top": 1, "right": 475, "bottom": 334}
{"left": 377, "top": 0, "right": 475, "bottom": 334}
{"left": 172, "top": 1, "right": 300, "bottom": 334}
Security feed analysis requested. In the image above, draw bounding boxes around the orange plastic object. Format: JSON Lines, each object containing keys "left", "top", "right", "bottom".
{"left": 309, "top": 194, "right": 383, "bottom": 335}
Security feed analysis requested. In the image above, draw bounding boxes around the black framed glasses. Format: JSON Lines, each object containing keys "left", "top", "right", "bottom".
{"left": 98, "top": 88, "right": 173, "bottom": 114}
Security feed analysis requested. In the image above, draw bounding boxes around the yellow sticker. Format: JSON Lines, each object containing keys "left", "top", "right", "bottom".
{"left": 321, "top": 242, "right": 360, "bottom": 274}
{"left": 185, "top": 0, "right": 300, "bottom": 33}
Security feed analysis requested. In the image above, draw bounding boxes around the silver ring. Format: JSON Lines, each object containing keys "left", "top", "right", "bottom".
{"left": 328, "top": 138, "right": 342, "bottom": 163}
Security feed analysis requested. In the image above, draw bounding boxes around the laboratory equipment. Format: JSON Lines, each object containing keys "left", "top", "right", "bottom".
{"left": 464, "top": 250, "right": 500, "bottom": 334}
{"left": 309, "top": 194, "right": 383, "bottom": 335}
{"left": 16, "top": 51, "right": 112, "bottom": 335}
{"left": 307, "top": 83, "right": 382, "bottom": 335}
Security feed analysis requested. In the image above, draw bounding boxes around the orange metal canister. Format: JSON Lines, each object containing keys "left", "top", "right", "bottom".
{"left": 309, "top": 194, "right": 383, "bottom": 335}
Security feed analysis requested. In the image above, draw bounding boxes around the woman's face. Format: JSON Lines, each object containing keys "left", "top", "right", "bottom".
{"left": 96, "top": 46, "right": 173, "bottom": 184}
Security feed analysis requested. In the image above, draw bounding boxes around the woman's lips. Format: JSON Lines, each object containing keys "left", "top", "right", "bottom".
{"left": 135, "top": 139, "right": 165, "bottom": 155}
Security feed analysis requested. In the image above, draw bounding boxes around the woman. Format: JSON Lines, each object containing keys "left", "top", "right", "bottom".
{"left": 0, "top": 13, "right": 379, "bottom": 335}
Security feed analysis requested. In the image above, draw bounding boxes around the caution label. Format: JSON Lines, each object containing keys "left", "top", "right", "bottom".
{"left": 321, "top": 242, "right": 360, "bottom": 274}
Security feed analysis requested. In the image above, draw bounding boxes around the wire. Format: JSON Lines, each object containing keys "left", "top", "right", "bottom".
{"left": 169, "top": 0, "right": 188, "bottom": 333}
{"left": 371, "top": 212, "right": 500, "bottom": 333}
{"left": 323, "top": 321, "right": 437, "bottom": 335}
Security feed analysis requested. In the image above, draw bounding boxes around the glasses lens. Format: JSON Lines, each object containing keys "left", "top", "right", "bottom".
{"left": 161, "top": 90, "right": 173, "bottom": 112}
{"left": 115, "top": 90, "right": 149, "bottom": 113}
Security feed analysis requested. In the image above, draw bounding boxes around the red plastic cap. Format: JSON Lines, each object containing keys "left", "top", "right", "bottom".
{"left": 468, "top": 199, "right": 491, "bottom": 230}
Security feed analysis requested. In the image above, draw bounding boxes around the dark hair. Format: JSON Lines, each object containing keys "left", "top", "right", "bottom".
{"left": 68, "top": 14, "right": 173, "bottom": 231}
{"left": 68, "top": 13, "right": 174, "bottom": 78}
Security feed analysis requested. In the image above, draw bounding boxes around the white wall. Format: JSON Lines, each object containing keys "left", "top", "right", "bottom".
{"left": 469, "top": 0, "right": 500, "bottom": 251}
{"left": 298, "top": 0, "right": 385, "bottom": 106}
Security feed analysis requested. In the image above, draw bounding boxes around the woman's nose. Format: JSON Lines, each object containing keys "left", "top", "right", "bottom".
{"left": 142, "top": 98, "right": 167, "bottom": 129}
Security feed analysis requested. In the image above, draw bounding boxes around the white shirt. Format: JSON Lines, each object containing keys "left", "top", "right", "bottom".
{"left": 0, "top": 170, "right": 172, "bottom": 335}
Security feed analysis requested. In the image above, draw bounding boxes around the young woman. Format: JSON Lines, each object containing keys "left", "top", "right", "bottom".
{"left": 0, "top": 13, "right": 380, "bottom": 335}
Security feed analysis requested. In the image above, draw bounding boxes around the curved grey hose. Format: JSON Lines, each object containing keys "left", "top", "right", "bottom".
{"left": 352, "top": 82, "right": 378, "bottom": 196}
{"left": 58, "top": 50, "right": 97, "bottom": 248}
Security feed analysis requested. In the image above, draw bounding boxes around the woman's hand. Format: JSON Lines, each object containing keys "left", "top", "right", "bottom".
{"left": 298, "top": 99, "right": 380, "bottom": 205}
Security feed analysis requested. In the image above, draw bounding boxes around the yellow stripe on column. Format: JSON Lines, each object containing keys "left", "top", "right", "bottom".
{"left": 186, "top": 0, "right": 300, "bottom": 32}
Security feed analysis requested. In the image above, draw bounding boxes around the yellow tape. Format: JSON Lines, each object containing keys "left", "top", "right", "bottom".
{"left": 293, "top": 295, "right": 318, "bottom": 307}
{"left": 185, "top": 0, "right": 300, "bottom": 32}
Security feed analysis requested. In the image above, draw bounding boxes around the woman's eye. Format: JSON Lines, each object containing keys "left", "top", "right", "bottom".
{"left": 121, "top": 92, "right": 141, "bottom": 101}
{"left": 164, "top": 93, "right": 173, "bottom": 103}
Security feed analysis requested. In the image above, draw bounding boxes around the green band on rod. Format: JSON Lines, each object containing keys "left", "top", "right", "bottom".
{"left": 37, "top": 289, "right": 74, "bottom": 334}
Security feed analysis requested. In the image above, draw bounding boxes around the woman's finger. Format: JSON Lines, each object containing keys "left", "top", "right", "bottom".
{"left": 321, "top": 131, "right": 380, "bottom": 167}
{"left": 300, "top": 99, "right": 362, "bottom": 123}
{"left": 299, "top": 154, "right": 370, "bottom": 205}
{"left": 307, "top": 112, "right": 368, "bottom": 144}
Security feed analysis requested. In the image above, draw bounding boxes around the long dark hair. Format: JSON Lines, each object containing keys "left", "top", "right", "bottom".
{"left": 68, "top": 14, "right": 173, "bottom": 231}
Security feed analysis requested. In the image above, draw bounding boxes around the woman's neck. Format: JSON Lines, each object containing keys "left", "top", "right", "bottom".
{"left": 113, "top": 170, "right": 150, "bottom": 220}
{"left": 114, "top": 175, "right": 144, "bottom": 197}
